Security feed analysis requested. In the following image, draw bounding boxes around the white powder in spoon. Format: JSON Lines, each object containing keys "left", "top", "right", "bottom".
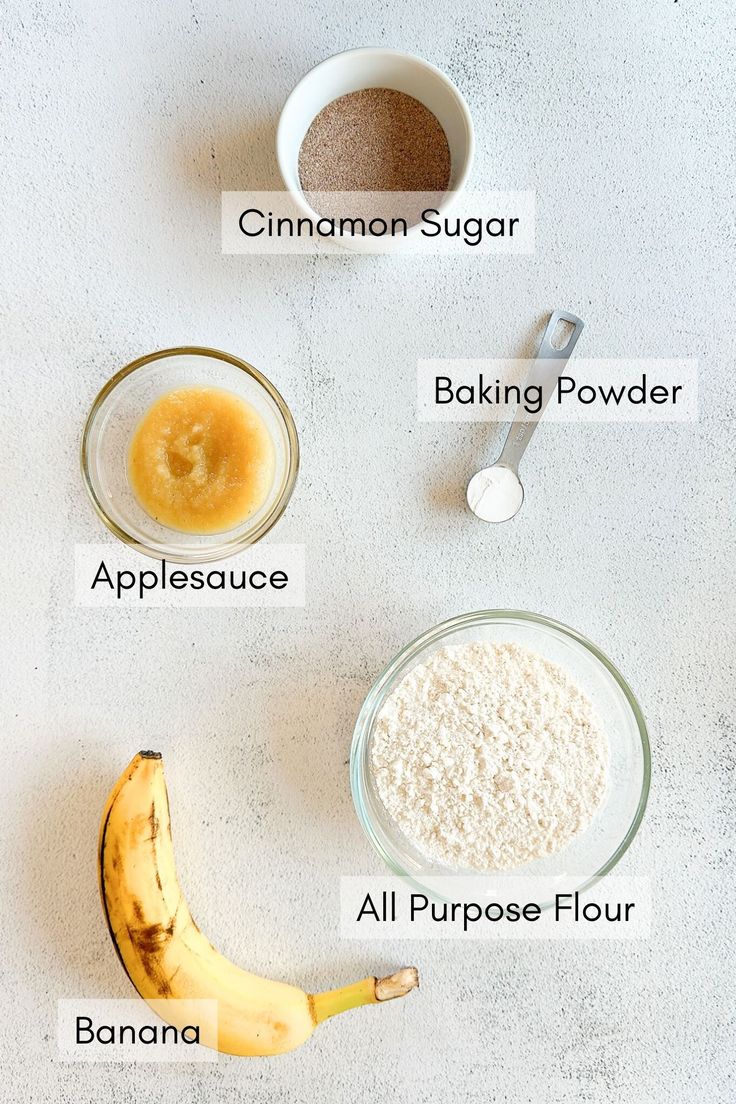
{"left": 466, "top": 465, "right": 524, "bottom": 522}
{"left": 371, "top": 641, "right": 609, "bottom": 870}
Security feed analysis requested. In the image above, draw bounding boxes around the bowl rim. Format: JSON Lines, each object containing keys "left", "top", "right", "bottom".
{"left": 81, "top": 345, "right": 300, "bottom": 563}
{"left": 276, "top": 46, "right": 476, "bottom": 243}
{"left": 350, "top": 609, "right": 651, "bottom": 899}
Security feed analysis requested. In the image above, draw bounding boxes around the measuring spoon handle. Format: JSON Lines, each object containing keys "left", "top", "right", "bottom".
{"left": 497, "top": 309, "right": 585, "bottom": 471}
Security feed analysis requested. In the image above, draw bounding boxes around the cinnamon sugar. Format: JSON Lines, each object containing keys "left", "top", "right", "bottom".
{"left": 298, "top": 88, "right": 451, "bottom": 193}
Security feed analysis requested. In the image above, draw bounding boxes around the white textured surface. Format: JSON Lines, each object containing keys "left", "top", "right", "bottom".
{"left": 1, "top": 2, "right": 734, "bottom": 1101}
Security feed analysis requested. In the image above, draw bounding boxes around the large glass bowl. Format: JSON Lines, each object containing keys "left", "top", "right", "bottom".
{"left": 81, "top": 347, "right": 299, "bottom": 563}
{"left": 351, "top": 610, "right": 650, "bottom": 902}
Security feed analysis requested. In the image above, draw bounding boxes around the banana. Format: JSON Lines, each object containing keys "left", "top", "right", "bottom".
{"left": 98, "top": 751, "right": 418, "bottom": 1056}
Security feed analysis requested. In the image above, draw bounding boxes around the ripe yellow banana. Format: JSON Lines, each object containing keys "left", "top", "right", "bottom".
{"left": 98, "top": 751, "right": 418, "bottom": 1056}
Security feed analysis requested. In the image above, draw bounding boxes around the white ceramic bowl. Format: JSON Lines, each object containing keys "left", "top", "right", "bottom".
{"left": 276, "top": 47, "right": 475, "bottom": 250}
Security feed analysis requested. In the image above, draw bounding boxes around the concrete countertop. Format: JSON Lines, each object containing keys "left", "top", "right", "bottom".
{"left": 1, "top": 1, "right": 734, "bottom": 1101}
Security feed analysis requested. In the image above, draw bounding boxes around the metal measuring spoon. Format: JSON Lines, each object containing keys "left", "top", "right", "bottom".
{"left": 466, "top": 310, "right": 585, "bottom": 522}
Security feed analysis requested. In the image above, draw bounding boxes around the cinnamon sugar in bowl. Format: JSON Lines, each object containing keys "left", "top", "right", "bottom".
{"left": 276, "top": 47, "right": 474, "bottom": 250}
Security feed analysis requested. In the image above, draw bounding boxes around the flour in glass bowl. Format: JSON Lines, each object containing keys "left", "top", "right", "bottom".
{"left": 370, "top": 642, "right": 609, "bottom": 871}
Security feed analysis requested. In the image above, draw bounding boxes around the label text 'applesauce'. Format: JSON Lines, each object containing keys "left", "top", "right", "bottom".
{"left": 74, "top": 543, "right": 305, "bottom": 608}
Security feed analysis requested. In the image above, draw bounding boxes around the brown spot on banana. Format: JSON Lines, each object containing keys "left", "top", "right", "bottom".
{"left": 125, "top": 918, "right": 175, "bottom": 997}
{"left": 146, "top": 804, "right": 160, "bottom": 843}
{"left": 135, "top": 920, "right": 175, "bottom": 955}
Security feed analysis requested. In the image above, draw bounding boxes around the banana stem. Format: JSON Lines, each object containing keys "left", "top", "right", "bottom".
{"left": 311, "top": 968, "right": 419, "bottom": 1025}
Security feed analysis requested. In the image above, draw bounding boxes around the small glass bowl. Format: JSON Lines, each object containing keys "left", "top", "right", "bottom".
{"left": 351, "top": 610, "right": 650, "bottom": 901}
{"left": 81, "top": 347, "right": 299, "bottom": 563}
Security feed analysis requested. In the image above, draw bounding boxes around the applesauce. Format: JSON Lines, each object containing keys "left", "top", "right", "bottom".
{"left": 128, "top": 386, "right": 275, "bottom": 534}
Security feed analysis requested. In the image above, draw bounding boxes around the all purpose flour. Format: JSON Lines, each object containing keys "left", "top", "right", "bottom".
{"left": 371, "top": 641, "right": 609, "bottom": 870}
